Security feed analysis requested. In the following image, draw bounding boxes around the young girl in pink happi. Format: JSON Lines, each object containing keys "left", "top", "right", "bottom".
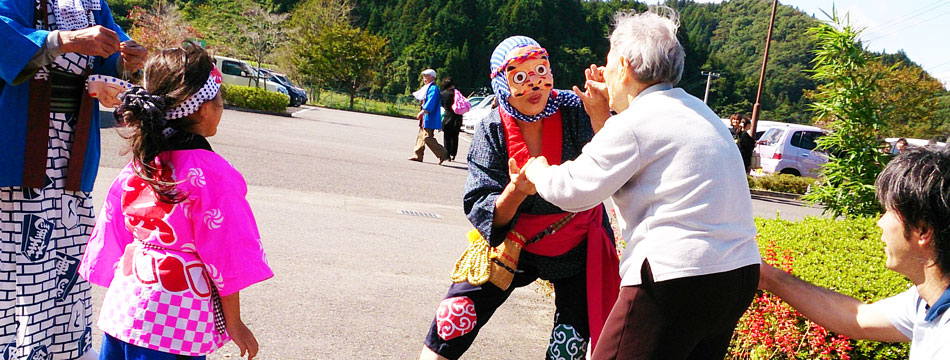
{"left": 79, "top": 43, "right": 273, "bottom": 360}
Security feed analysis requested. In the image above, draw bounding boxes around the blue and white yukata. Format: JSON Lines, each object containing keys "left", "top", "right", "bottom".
{"left": 0, "top": 0, "right": 129, "bottom": 358}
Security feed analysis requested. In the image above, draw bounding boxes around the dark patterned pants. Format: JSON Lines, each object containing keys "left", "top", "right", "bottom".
{"left": 424, "top": 267, "right": 589, "bottom": 360}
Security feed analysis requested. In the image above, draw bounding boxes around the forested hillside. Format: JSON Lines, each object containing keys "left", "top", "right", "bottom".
{"left": 109, "top": 0, "right": 949, "bottom": 136}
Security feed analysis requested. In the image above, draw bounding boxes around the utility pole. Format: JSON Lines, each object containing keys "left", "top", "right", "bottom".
{"left": 701, "top": 71, "right": 720, "bottom": 104}
{"left": 751, "top": 0, "right": 779, "bottom": 137}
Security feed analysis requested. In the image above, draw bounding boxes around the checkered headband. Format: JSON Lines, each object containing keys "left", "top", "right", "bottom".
{"left": 164, "top": 67, "right": 223, "bottom": 120}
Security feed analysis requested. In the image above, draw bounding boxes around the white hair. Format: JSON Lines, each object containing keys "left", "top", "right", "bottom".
{"left": 609, "top": 6, "right": 684, "bottom": 85}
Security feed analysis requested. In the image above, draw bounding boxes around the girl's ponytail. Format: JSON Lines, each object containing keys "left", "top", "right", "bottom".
{"left": 118, "top": 42, "right": 213, "bottom": 204}
{"left": 118, "top": 86, "right": 166, "bottom": 128}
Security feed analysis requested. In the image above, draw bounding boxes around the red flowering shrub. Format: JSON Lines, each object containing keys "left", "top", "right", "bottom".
{"left": 729, "top": 240, "right": 852, "bottom": 359}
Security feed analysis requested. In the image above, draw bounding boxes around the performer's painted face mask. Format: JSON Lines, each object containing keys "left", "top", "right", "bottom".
{"left": 489, "top": 36, "right": 578, "bottom": 122}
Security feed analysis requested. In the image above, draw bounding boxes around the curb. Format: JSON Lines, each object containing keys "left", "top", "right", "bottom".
{"left": 303, "top": 104, "right": 415, "bottom": 119}
{"left": 224, "top": 105, "right": 293, "bottom": 118}
{"left": 750, "top": 189, "right": 803, "bottom": 201}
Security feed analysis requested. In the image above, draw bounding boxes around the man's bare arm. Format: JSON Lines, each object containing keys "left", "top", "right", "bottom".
{"left": 760, "top": 263, "right": 909, "bottom": 342}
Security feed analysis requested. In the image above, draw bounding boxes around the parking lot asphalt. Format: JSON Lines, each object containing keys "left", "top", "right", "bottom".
{"left": 86, "top": 108, "right": 826, "bottom": 359}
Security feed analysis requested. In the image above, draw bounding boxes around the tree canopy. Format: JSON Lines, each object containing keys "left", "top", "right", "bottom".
{"left": 106, "top": 0, "right": 948, "bottom": 137}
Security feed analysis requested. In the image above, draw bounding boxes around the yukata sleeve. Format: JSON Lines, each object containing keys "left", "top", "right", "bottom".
{"left": 0, "top": 1, "right": 49, "bottom": 84}
{"left": 463, "top": 115, "right": 515, "bottom": 247}
{"left": 423, "top": 85, "right": 441, "bottom": 115}
{"left": 79, "top": 173, "right": 135, "bottom": 287}
{"left": 193, "top": 171, "right": 273, "bottom": 297}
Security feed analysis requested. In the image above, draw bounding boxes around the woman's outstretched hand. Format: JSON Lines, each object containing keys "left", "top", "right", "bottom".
{"left": 572, "top": 64, "right": 611, "bottom": 133}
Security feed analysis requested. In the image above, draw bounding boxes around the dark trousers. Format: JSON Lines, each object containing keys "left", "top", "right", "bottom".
{"left": 443, "top": 115, "right": 462, "bottom": 159}
{"left": 443, "top": 124, "right": 461, "bottom": 159}
{"left": 592, "top": 261, "right": 759, "bottom": 360}
{"left": 424, "top": 268, "right": 589, "bottom": 360}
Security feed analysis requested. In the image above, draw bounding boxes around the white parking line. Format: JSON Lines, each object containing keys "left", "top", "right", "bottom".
{"left": 291, "top": 105, "right": 318, "bottom": 116}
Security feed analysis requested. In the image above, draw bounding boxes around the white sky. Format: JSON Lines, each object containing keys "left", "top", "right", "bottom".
{"left": 689, "top": 0, "right": 950, "bottom": 90}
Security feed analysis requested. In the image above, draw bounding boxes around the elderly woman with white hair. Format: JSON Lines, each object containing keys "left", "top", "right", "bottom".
{"left": 409, "top": 68, "right": 449, "bottom": 164}
{"left": 524, "top": 7, "right": 761, "bottom": 359}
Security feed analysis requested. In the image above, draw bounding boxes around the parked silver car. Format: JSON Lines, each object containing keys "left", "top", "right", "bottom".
{"left": 753, "top": 123, "right": 828, "bottom": 177}
{"left": 462, "top": 95, "right": 495, "bottom": 134}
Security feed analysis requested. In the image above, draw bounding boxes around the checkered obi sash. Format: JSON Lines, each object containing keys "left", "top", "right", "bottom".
{"left": 124, "top": 239, "right": 227, "bottom": 335}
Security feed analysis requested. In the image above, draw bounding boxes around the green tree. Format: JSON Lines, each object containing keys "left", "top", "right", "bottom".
{"left": 126, "top": 1, "right": 201, "bottom": 53}
{"left": 236, "top": 4, "right": 289, "bottom": 73}
{"left": 275, "top": 0, "right": 352, "bottom": 85}
{"left": 864, "top": 60, "right": 947, "bottom": 139}
{"left": 801, "top": 11, "right": 888, "bottom": 218}
{"left": 295, "top": 22, "right": 389, "bottom": 109}
{"left": 106, "top": 0, "right": 152, "bottom": 30}
{"left": 178, "top": 0, "right": 261, "bottom": 56}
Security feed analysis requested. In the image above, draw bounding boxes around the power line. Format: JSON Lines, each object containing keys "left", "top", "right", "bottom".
{"left": 862, "top": 0, "right": 948, "bottom": 34}
{"left": 865, "top": 4, "right": 950, "bottom": 42}
{"left": 928, "top": 58, "right": 950, "bottom": 71}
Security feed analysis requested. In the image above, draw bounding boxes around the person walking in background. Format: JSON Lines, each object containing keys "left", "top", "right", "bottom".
{"left": 523, "top": 8, "right": 761, "bottom": 359}
{"left": 79, "top": 43, "right": 273, "bottom": 360}
{"left": 1, "top": 0, "right": 145, "bottom": 357}
{"left": 896, "top": 138, "right": 910, "bottom": 154}
{"left": 737, "top": 116, "right": 756, "bottom": 174}
{"left": 759, "top": 145, "right": 950, "bottom": 358}
{"left": 408, "top": 68, "right": 448, "bottom": 165}
{"left": 440, "top": 77, "right": 463, "bottom": 162}
{"left": 419, "top": 35, "right": 620, "bottom": 360}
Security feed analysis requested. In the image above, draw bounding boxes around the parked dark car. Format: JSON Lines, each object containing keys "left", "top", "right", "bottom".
{"left": 259, "top": 69, "right": 308, "bottom": 107}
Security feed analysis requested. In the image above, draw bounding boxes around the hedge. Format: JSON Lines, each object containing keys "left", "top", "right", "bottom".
{"left": 221, "top": 84, "right": 288, "bottom": 113}
{"left": 727, "top": 216, "right": 912, "bottom": 359}
{"left": 749, "top": 174, "right": 817, "bottom": 195}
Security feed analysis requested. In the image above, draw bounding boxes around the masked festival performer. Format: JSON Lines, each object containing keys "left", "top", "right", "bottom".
{"left": 0, "top": 0, "right": 145, "bottom": 358}
{"left": 419, "top": 35, "right": 621, "bottom": 360}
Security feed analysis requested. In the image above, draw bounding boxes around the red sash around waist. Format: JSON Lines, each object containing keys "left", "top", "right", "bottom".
{"left": 500, "top": 101, "right": 620, "bottom": 351}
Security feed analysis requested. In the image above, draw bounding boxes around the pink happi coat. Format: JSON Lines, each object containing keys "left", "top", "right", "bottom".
{"left": 79, "top": 149, "right": 273, "bottom": 356}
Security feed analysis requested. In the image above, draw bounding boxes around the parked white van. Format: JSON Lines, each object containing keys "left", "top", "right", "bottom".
{"left": 213, "top": 55, "right": 287, "bottom": 96}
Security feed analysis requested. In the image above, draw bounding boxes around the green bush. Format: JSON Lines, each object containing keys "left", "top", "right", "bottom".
{"left": 736, "top": 216, "right": 912, "bottom": 359}
{"left": 749, "top": 174, "right": 817, "bottom": 195}
{"left": 221, "top": 84, "right": 288, "bottom": 113}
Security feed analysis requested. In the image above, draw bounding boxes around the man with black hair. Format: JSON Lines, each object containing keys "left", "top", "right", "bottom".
{"left": 759, "top": 145, "right": 950, "bottom": 358}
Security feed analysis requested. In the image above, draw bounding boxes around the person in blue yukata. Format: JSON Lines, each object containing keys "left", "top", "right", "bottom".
{"left": 1, "top": 0, "right": 145, "bottom": 358}
{"left": 408, "top": 68, "right": 448, "bottom": 165}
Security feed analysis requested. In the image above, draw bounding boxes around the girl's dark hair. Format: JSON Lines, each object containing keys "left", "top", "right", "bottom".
{"left": 441, "top": 77, "right": 454, "bottom": 89}
{"left": 116, "top": 42, "right": 214, "bottom": 204}
{"left": 876, "top": 145, "right": 950, "bottom": 275}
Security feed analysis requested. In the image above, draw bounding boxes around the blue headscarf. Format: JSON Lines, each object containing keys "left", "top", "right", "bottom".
{"left": 490, "top": 36, "right": 580, "bottom": 123}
